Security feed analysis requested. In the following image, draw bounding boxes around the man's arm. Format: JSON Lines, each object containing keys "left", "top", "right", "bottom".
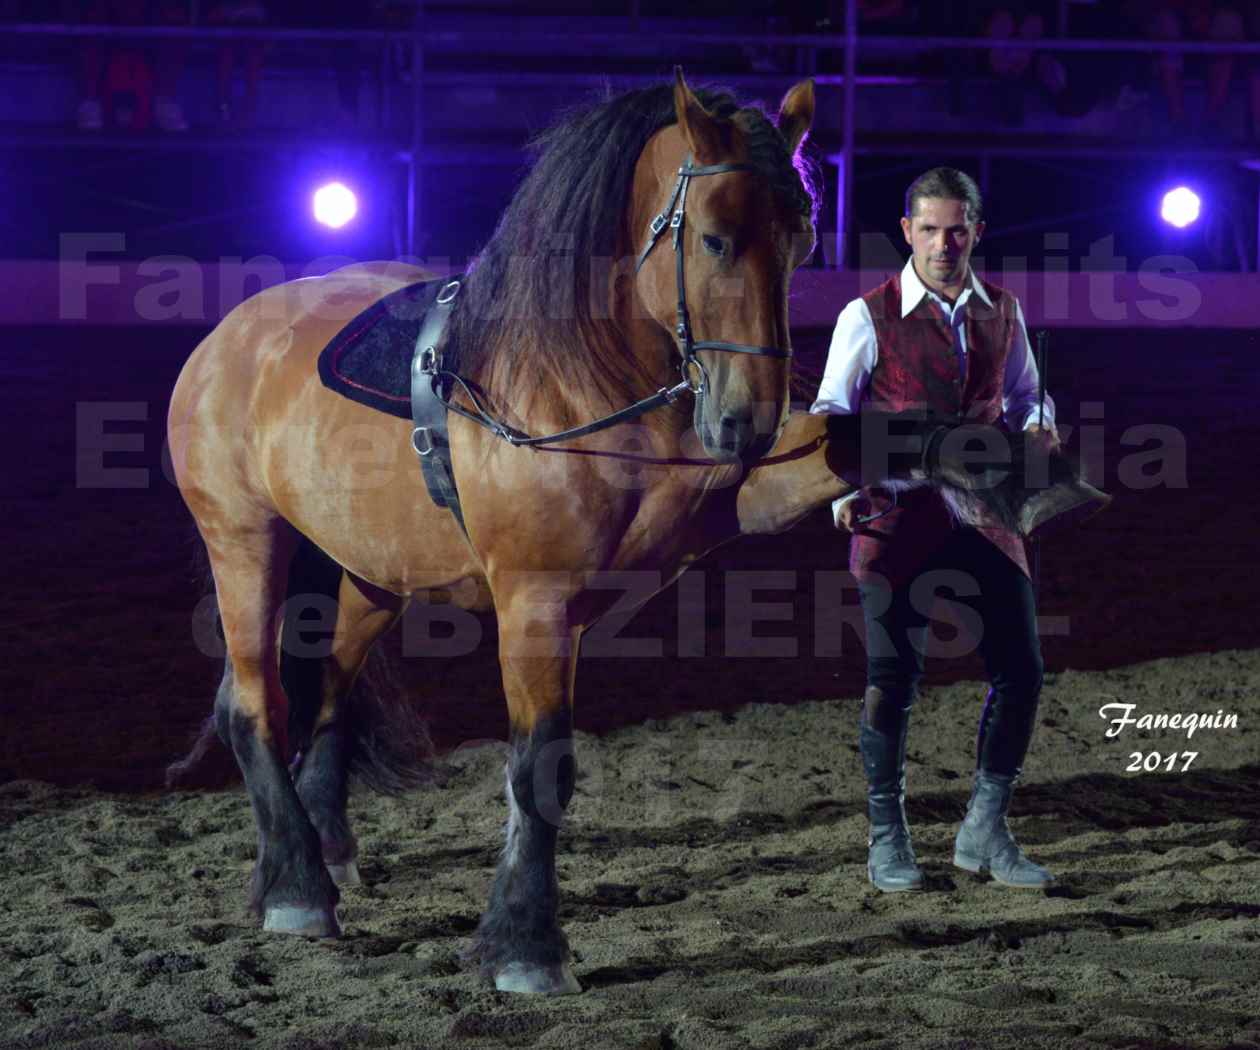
{"left": 810, "top": 297, "right": 877, "bottom": 528}
{"left": 1003, "top": 299, "right": 1058, "bottom": 440}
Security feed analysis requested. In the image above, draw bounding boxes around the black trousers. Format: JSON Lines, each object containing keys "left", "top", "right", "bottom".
{"left": 858, "top": 527, "right": 1044, "bottom": 777}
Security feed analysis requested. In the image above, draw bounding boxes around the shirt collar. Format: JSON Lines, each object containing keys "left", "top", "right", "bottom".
{"left": 900, "top": 257, "right": 993, "bottom": 318}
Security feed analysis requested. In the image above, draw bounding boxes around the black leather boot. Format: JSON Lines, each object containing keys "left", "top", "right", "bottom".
{"left": 953, "top": 771, "right": 1054, "bottom": 887}
{"left": 859, "top": 712, "right": 924, "bottom": 893}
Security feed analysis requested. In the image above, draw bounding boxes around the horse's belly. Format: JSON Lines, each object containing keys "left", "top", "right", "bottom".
{"left": 263, "top": 386, "right": 481, "bottom": 594}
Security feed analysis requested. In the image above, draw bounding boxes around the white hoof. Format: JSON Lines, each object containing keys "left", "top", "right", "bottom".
{"left": 326, "top": 860, "right": 361, "bottom": 887}
{"left": 494, "top": 961, "right": 581, "bottom": 995}
{"left": 262, "top": 905, "right": 340, "bottom": 938}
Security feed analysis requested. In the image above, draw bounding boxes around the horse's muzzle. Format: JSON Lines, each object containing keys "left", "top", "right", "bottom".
{"left": 697, "top": 410, "right": 777, "bottom": 464}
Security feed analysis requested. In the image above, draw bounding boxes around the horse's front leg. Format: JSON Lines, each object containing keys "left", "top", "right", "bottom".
{"left": 468, "top": 594, "right": 581, "bottom": 995}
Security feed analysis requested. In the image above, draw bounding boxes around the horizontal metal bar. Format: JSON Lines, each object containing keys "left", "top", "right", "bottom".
{"left": 6, "top": 22, "right": 1260, "bottom": 56}
{"left": 828, "top": 141, "right": 1260, "bottom": 162}
{"left": 0, "top": 22, "right": 848, "bottom": 47}
{"left": 6, "top": 133, "right": 1255, "bottom": 167}
{"left": 0, "top": 131, "right": 525, "bottom": 165}
{"left": 857, "top": 33, "right": 1260, "bottom": 56}
{"left": 410, "top": 71, "right": 924, "bottom": 88}
{"left": 1, "top": 22, "right": 391, "bottom": 43}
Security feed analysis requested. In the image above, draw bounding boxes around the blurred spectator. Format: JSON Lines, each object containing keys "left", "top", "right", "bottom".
{"left": 785, "top": 0, "right": 924, "bottom": 35}
{"left": 858, "top": 0, "right": 919, "bottom": 35}
{"left": 64, "top": 1, "right": 189, "bottom": 132}
{"left": 271, "top": 2, "right": 367, "bottom": 126}
{"left": 274, "top": 0, "right": 419, "bottom": 128}
{"left": 1061, "top": 1, "right": 1149, "bottom": 115}
{"left": 207, "top": 2, "right": 268, "bottom": 128}
{"left": 1136, "top": 0, "right": 1247, "bottom": 132}
{"left": 975, "top": 1, "right": 1073, "bottom": 124}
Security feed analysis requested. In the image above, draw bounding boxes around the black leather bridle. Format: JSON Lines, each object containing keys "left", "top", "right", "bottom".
{"left": 635, "top": 154, "right": 793, "bottom": 399}
{"left": 414, "top": 153, "right": 793, "bottom": 450}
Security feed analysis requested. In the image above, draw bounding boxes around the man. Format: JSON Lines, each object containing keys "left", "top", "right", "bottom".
{"left": 812, "top": 167, "right": 1058, "bottom": 893}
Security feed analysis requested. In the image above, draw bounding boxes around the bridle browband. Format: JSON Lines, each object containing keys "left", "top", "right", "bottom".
{"left": 414, "top": 152, "right": 792, "bottom": 451}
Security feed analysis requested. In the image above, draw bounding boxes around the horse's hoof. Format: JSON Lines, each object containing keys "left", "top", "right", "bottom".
{"left": 326, "top": 860, "right": 361, "bottom": 888}
{"left": 493, "top": 961, "right": 582, "bottom": 995}
{"left": 263, "top": 905, "right": 341, "bottom": 938}
{"left": 1019, "top": 479, "right": 1111, "bottom": 538}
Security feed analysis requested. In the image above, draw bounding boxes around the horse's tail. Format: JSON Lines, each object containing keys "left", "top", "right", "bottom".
{"left": 166, "top": 535, "right": 236, "bottom": 789}
{"left": 339, "top": 644, "right": 448, "bottom": 795}
{"left": 282, "top": 535, "right": 444, "bottom": 796}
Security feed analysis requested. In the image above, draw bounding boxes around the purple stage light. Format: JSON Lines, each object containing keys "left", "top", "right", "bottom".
{"left": 1160, "top": 187, "right": 1200, "bottom": 229}
{"left": 313, "top": 182, "right": 358, "bottom": 229}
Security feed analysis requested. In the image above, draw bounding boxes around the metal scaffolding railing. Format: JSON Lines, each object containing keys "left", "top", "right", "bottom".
{"left": 4, "top": 10, "right": 1260, "bottom": 265}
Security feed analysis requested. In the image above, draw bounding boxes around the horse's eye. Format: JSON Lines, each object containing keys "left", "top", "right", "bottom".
{"left": 701, "top": 234, "right": 727, "bottom": 258}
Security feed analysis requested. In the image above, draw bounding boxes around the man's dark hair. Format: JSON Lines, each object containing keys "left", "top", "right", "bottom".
{"left": 904, "top": 167, "right": 983, "bottom": 224}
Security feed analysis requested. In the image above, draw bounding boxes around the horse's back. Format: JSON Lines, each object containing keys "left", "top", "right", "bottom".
{"left": 174, "top": 262, "right": 433, "bottom": 397}
{"left": 170, "top": 264, "right": 422, "bottom": 454}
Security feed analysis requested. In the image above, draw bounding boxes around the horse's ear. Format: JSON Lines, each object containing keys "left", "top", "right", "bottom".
{"left": 777, "top": 79, "right": 815, "bottom": 155}
{"left": 673, "top": 66, "right": 723, "bottom": 162}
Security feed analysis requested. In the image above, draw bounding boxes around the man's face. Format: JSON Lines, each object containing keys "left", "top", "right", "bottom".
{"left": 900, "top": 196, "right": 984, "bottom": 290}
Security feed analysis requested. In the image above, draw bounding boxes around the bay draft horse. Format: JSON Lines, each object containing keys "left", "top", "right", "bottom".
{"left": 167, "top": 71, "right": 1103, "bottom": 995}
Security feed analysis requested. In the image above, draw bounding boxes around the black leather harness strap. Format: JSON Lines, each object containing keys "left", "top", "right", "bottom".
{"left": 410, "top": 278, "right": 467, "bottom": 535}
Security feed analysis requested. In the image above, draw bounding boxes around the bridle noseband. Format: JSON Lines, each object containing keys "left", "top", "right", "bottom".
{"left": 635, "top": 154, "right": 793, "bottom": 397}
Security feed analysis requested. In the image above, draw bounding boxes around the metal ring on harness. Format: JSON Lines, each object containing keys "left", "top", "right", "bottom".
{"left": 855, "top": 485, "right": 898, "bottom": 526}
{"left": 436, "top": 280, "right": 461, "bottom": 305}
{"left": 411, "top": 426, "right": 435, "bottom": 457}
{"left": 681, "top": 355, "right": 707, "bottom": 396}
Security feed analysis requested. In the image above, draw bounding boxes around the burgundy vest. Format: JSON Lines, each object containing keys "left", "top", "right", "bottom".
{"left": 849, "top": 272, "right": 1029, "bottom": 587}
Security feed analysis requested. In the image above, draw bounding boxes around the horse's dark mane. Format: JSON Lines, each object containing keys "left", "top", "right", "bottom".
{"left": 444, "top": 82, "right": 819, "bottom": 417}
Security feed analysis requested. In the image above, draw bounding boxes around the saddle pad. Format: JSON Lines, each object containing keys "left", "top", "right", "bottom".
{"left": 317, "top": 277, "right": 449, "bottom": 420}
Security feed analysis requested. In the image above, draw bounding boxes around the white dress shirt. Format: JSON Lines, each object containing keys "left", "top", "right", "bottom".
{"left": 810, "top": 258, "right": 1056, "bottom": 523}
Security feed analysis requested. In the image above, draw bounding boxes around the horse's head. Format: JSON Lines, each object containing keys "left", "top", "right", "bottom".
{"left": 633, "top": 70, "right": 816, "bottom": 464}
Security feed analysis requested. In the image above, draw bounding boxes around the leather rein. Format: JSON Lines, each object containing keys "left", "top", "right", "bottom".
{"left": 413, "top": 154, "right": 792, "bottom": 451}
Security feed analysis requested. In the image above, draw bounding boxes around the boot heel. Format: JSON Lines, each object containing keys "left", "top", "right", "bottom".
{"left": 953, "top": 772, "right": 1056, "bottom": 887}
{"left": 953, "top": 849, "right": 984, "bottom": 874}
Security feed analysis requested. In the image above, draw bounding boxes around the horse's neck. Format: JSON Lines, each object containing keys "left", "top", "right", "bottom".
{"left": 733, "top": 411, "right": 860, "bottom": 536}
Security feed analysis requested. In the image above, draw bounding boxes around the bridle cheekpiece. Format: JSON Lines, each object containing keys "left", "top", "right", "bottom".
{"left": 634, "top": 153, "right": 794, "bottom": 398}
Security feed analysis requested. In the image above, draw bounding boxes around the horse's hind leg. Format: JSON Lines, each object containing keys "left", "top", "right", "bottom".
{"left": 206, "top": 519, "right": 341, "bottom": 937}
{"left": 288, "top": 568, "right": 409, "bottom": 888}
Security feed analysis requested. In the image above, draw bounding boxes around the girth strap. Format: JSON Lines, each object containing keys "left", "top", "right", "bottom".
{"left": 410, "top": 279, "right": 467, "bottom": 535}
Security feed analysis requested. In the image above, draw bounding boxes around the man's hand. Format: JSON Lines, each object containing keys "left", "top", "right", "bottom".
{"left": 1026, "top": 424, "right": 1061, "bottom": 457}
{"left": 836, "top": 493, "right": 874, "bottom": 532}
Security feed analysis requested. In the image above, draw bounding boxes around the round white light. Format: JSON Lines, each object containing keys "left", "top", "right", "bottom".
{"left": 313, "top": 182, "right": 358, "bottom": 229}
{"left": 1160, "top": 187, "right": 1200, "bottom": 229}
